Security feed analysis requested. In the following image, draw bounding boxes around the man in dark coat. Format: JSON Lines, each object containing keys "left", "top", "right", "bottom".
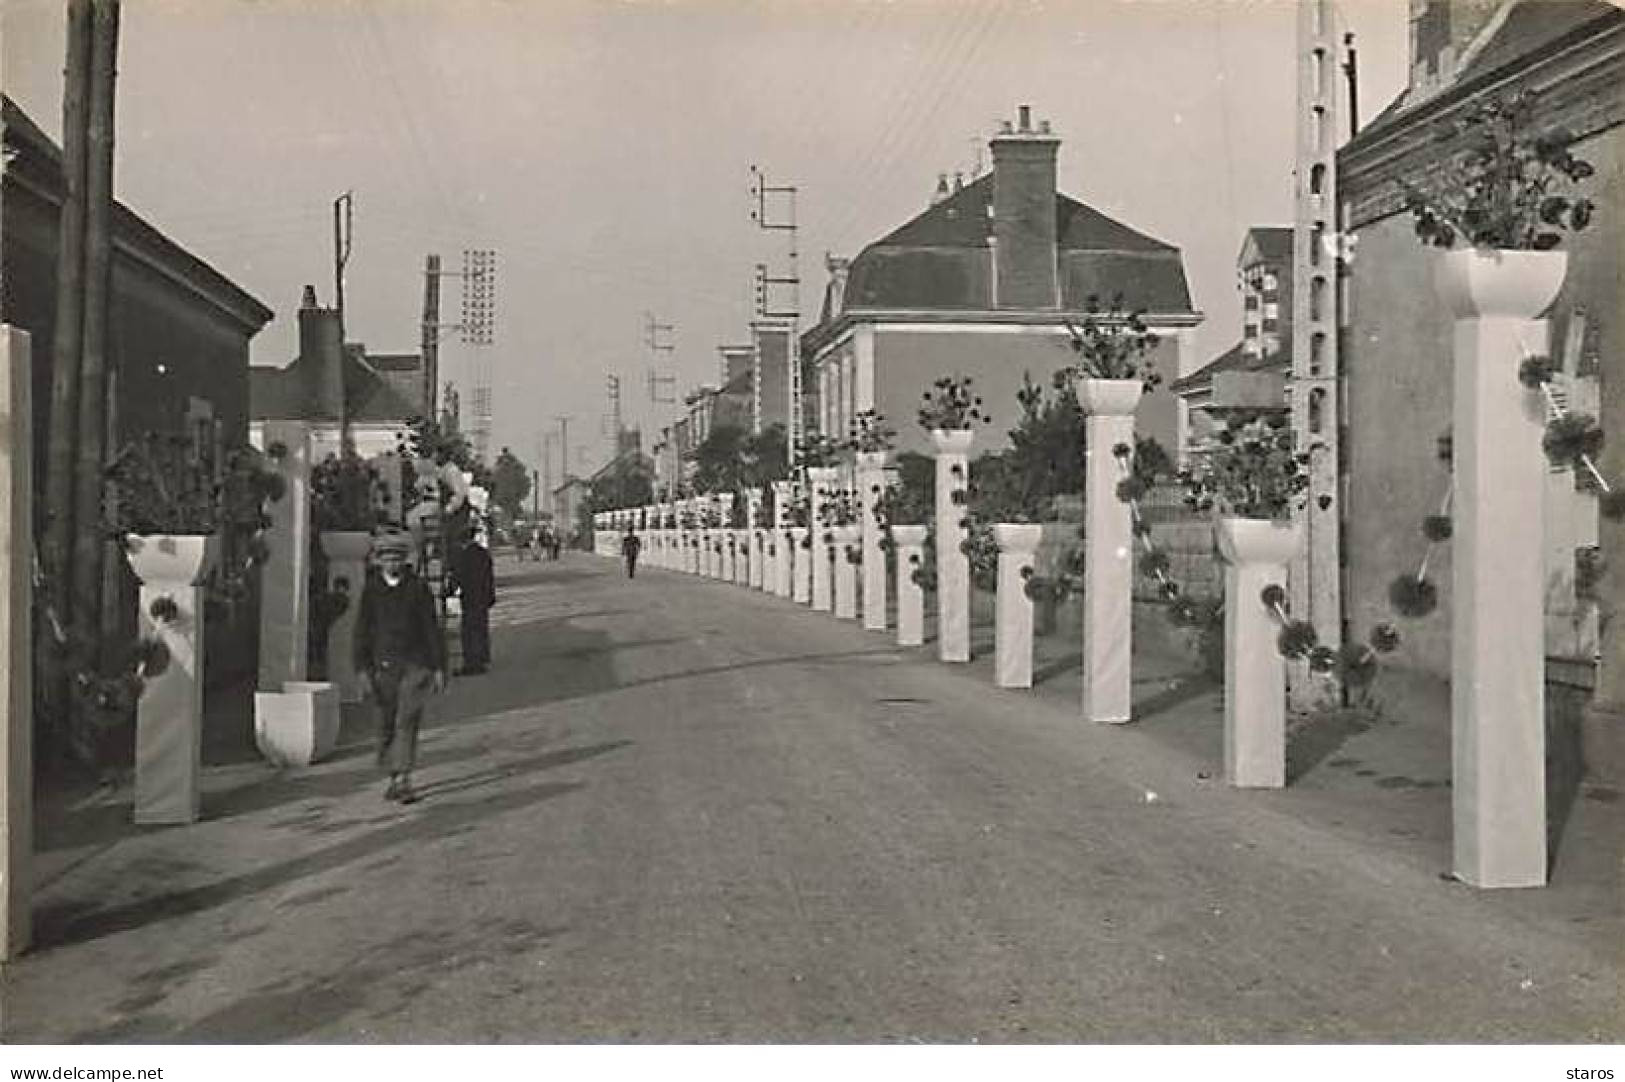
{"left": 621, "top": 526, "right": 642, "bottom": 579}
{"left": 355, "top": 532, "right": 447, "bottom": 804}
{"left": 454, "top": 525, "right": 496, "bottom": 675}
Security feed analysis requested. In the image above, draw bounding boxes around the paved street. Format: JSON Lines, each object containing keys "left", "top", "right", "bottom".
{"left": 4, "top": 553, "right": 1619, "bottom": 1043}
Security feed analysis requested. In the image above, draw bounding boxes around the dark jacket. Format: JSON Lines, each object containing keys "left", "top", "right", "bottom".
{"left": 354, "top": 568, "right": 446, "bottom": 673}
{"left": 621, "top": 533, "right": 642, "bottom": 557}
{"left": 455, "top": 543, "right": 496, "bottom": 609}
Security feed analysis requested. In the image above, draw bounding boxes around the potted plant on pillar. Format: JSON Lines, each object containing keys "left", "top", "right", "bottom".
{"left": 103, "top": 432, "right": 283, "bottom": 821}
{"left": 1403, "top": 90, "right": 1594, "bottom": 318}
{"left": 1179, "top": 413, "right": 1316, "bottom": 788}
{"left": 311, "top": 446, "right": 385, "bottom": 701}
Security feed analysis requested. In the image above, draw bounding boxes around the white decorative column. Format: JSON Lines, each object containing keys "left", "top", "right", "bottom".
{"left": 259, "top": 421, "right": 312, "bottom": 689}
{"left": 791, "top": 527, "right": 812, "bottom": 603}
{"left": 772, "top": 481, "right": 794, "bottom": 598}
{"left": 993, "top": 523, "right": 1044, "bottom": 689}
{"left": 1, "top": 327, "right": 32, "bottom": 958}
{"left": 931, "top": 429, "right": 973, "bottom": 662}
{"left": 319, "top": 531, "right": 372, "bottom": 703}
{"left": 892, "top": 526, "right": 928, "bottom": 647}
{"left": 128, "top": 535, "right": 218, "bottom": 824}
{"left": 747, "top": 489, "right": 765, "bottom": 589}
{"left": 807, "top": 467, "right": 838, "bottom": 611}
{"left": 834, "top": 525, "right": 861, "bottom": 620}
{"left": 1438, "top": 248, "right": 1565, "bottom": 888}
{"left": 1217, "top": 519, "right": 1299, "bottom": 789}
{"left": 1075, "top": 379, "right": 1141, "bottom": 722}
{"left": 856, "top": 451, "right": 893, "bottom": 631}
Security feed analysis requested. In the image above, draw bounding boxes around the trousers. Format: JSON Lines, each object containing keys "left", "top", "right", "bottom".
{"left": 461, "top": 604, "right": 491, "bottom": 669}
{"left": 372, "top": 660, "right": 432, "bottom": 773}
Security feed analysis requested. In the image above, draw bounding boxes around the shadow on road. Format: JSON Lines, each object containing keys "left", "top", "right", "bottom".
{"left": 31, "top": 775, "right": 589, "bottom": 954}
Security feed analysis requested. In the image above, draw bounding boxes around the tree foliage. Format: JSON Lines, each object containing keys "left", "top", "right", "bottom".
{"left": 489, "top": 446, "right": 532, "bottom": 521}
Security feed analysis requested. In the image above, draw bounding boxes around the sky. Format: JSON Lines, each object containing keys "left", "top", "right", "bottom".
{"left": 3, "top": 0, "right": 1409, "bottom": 484}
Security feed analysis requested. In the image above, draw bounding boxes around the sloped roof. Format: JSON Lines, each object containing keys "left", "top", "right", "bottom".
{"left": 1242, "top": 227, "right": 1293, "bottom": 265}
{"left": 841, "top": 172, "right": 1193, "bottom": 314}
{"left": 3, "top": 95, "right": 273, "bottom": 332}
{"left": 250, "top": 344, "right": 425, "bottom": 423}
{"left": 1352, "top": 0, "right": 1622, "bottom": 144}
{"left": 1172, "top": 340, "right": 1293, "bottom": 395}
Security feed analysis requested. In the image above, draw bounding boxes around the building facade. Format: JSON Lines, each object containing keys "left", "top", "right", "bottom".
{"left": 801, "top": 106, "right": 1203, "bottom": 461}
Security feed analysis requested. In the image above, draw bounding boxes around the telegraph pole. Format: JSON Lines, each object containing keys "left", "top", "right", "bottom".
{"left": 420, "top": 249, "right": 497, "bottom": 433}
{"left": 645, "top": 312, "right": 676, "bottom": 404}
{"left": 749, "top": 164, "right": 801, "bottom": 470}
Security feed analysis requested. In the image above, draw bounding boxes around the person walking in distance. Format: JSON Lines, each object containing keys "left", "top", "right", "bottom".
{"left": 621, "top": 526, "right": 642, "bottom": 579}
{"left": 355, "top": 532, "right": 447, "bottom": 804}
{"left": 455, "top": 524, "right": 496, "bottom": 675}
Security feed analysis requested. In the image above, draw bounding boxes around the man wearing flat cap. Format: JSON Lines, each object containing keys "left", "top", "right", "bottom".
{"left": 354, "top": 531, "right": 447, "bottom": 804}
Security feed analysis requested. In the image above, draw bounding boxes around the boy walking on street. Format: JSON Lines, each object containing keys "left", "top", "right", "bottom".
{"left": 355, "top": 532, "right": 447, "bottom": 804}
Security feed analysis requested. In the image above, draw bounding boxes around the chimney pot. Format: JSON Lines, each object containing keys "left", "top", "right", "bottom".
{"left": 301, "top": 284, "right": 318, "bottom": 309}
{"left": 953, "top": 171, "right": 964, "bottom": 192}
{"left": 1018, "top": 105, "right": 1031, "bottom": 131}
{"left": 1000, "top": 119, "right": 1014, "bottom": 134}
{"left": 1038, "top": 119, "right": 1052, "bottom": 134}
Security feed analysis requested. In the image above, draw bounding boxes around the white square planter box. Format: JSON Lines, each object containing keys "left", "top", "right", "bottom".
{"left": 254, "top": 681, "right": 341, "bottom": 768}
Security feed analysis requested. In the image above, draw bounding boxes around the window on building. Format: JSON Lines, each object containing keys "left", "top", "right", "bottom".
{"left": 1263, "top": 302, "right": 1279, "bottom": 320}
{"left": 1263, "top": 271, "right": 1279, "bottom": 291}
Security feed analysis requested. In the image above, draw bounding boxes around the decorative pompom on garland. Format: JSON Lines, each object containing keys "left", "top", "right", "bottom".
{"left": 1388, "top": 574, "right": 1439, "bottom": 618}
{"left": 1277, "top": 619, "right": 1319, "bottom": 659}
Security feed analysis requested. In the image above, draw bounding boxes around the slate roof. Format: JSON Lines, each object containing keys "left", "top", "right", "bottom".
{"left": 1352, "top": 0, "right": 1622, "bottom": 144}
{"left": 1243, "top": 227, "right": 1293, "bottom": 265}
{"left": 250, "top": 345, "right": 425, "bottom": 424}
{"left": 840, "top": 173, "right": 1194, "bottom": 314}
{"left": 1172, "top": 340, "right": 1293, "bottom": 395}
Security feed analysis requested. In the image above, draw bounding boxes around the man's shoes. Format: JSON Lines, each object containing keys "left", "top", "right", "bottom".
{"left": 395, "top": 781, "right": 421, "bottom": 805}
{"left": 384, "top": 776, "right": 401, "bottom": 802}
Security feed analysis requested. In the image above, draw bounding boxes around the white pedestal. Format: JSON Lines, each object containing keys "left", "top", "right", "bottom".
{"left": 813, "top": 531, "right": 835, "bottom": 612}
{"left": 128, "top": 534, "right": 217, "bottom": 825}
{"left": 834, "top": 525, "right": 861, "bottom": 620}
{"left": 775, "top": 530, "right": 794, "bottom": 598}
{"left": 258, "top": 421, "right": 312, "bottom": 690}
{"left": 1, "top": 326, "right": 32, "bottom": 958}
{"left": 857, "top": 452, "right": 894, "bottom": 631}
{"left": 893, "top": 526, "right": 928, "bottom": 647}
{"left": 1076, "top": 380, "right": 1141, "bottom": 723}
{"left": 751, "top": 530, "right": 766, "bottom": 590}
{"left": 792, "top": 528, "right": 812, "bottom": 604}
{"left": 932, "top": 430, "right": 973, "bottom": 663}
{"left": 320, "top": 531, "right": 372, "bottom": 703}
{"left": 1218, "top": 519, "right": 1299, "bottom": 789}
{"left": 994, "top": 524, "right": 1044, "bottom": 689}
{"left": 254, "top": 680, "right": 341, "bottom": 768}
{"left": 1438, "top": 248, "right": 1564, "bottom": 888}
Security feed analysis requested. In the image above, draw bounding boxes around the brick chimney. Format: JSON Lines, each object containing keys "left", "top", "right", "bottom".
{"left": 990, "top": 105, "right": 1060, "bottom": 310}
{"left": 295, "top": 284, "right": 345, "bottom": 421}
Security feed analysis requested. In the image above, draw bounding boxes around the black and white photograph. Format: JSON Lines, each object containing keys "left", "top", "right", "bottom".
{"left": 0, "top": 0, "right": 1619, "bottom": 1071}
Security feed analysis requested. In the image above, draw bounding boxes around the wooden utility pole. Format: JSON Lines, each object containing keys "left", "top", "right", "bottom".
{"left": 41, "top": 0, "right": 94, "bottom": 736}
{"left": 421, "top": 254, "right": 441, "bottom": 422}
{"left": 71, "top": 0, "right": 119, "bottom": 681}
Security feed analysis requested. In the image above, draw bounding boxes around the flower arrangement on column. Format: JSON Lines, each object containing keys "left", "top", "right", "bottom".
{"left": 920, "top": 376, "right": 987, "bottom": 662}
{"left": 96, "top": 433, "right": 283, "bottom": 819}
{"left": 847, "top": 410, "right": 897, "bottom": 629}
{"left": 310, "top": 447, "right": 386, "bottom": 700}
{"left": 1058, "top": 295, "right": 1160, "bottom": 723}
{"left": 1393, "top": 89, "right": 1617, "bottom": 887}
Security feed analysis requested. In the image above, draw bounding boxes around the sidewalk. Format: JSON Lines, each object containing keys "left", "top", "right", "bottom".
{"left": 933, "top": 591, "right": 1620, "bottom": 955}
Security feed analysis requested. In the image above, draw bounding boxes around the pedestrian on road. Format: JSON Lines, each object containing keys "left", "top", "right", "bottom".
{"left": 455, "top": 525, "right": 496, "bottom": 675}
{"left": 621, "top": 526, "right": 642, "bottom": 579}
{"left": 355, "top": 531, "right": 447, "bottom": 805}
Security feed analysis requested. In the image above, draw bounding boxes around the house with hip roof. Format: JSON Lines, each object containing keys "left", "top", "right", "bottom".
{"left": 801, "top": 105, "right": 1203, "bottom": 462}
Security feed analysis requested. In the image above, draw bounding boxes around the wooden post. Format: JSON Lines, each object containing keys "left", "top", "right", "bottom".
{"left": 71, "top": 0, "right": 119, "bottom": 696}
{"left": 2, "top": 328, "right": 35, "bottom": 960}
{"left": 42, "top": 0, "right": 94, "bottom": 736}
